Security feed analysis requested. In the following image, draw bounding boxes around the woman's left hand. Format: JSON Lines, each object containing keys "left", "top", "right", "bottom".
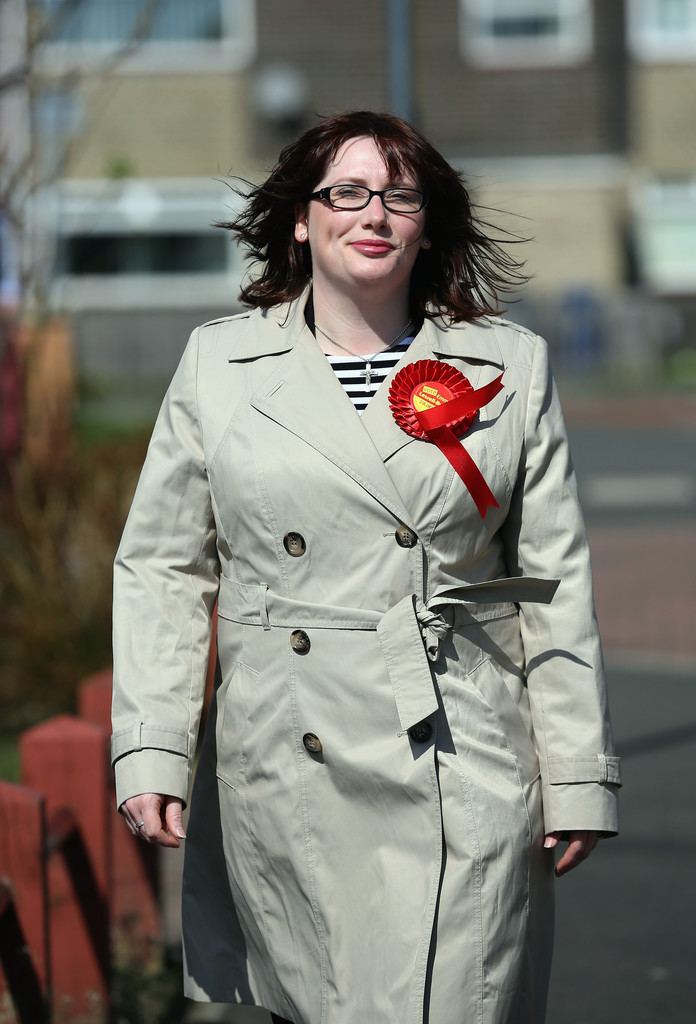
{"left": 544, "top": 830, "right": 600, "bottom": 877}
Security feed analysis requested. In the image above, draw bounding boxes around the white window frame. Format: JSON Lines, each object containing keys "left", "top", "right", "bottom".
{"left": 459, "top": 0, "right": 593, "bottom": 68}
{"left": 627, "top": 0, "right": 696, "bottom": 61}
{"left": 36, "top": 0, "right": 256, "bottom": 75}
{"left": 44, "top": 178, "right": 244, "bottom": 310}
{"left": 630, "top": 175, "right": 696, "bottom": 293}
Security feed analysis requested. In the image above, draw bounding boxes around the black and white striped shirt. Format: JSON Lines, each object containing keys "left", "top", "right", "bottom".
{"left": 325, "top": 337, "right": 416, "bottom": 415}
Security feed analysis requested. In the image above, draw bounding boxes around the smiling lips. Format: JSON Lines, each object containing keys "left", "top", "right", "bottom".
{"left": 350, "top": 239, "right": 395, "bottom": 256}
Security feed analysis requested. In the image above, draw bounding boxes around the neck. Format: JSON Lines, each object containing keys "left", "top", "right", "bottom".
{"left": 309, "top": 282, "right": 412, "bottom": 357}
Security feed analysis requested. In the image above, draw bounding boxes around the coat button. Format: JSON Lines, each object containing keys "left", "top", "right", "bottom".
{"left": 303, "top": 732, "right": 323, "bottom": 754}
{"left": 283, "top": 531, "right": 306, "bottom": 557}
{"left": 408, "top": 720, "right": 433, "bottom": 744}
{"left": 290, "top": 629, "right": 311, "bottom": 654}
{"left": 395, "top": 524, "right": 418, "bottom": 548}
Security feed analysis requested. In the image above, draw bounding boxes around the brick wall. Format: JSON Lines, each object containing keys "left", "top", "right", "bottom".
{"left": 252, "top": 0, "right": 629, "bottom": 162}
{"left": 62, "top": 73, "right": 252, "bottom": 179}
{"left": 630, "top": 64, "right": 696, "bottom": 175}
{"left": 414, "top": 0, "right": 628, "bottom": 157}
{"left": 253, "top": 0, "right": 388, "bottom": 164}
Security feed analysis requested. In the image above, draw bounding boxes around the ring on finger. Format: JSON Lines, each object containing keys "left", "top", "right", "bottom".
{"left": 135, "top": 820, "right": 145, "bottom": 830}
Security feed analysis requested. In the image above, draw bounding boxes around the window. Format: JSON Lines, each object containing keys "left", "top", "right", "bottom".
{"left": 628, "top": 0, "right": 696, "bottom": 59}
{"left": 460, "top": 0, "right": 593, "bottom": 67}
{"left": 49, "top": 179, "right": 243, "bottom": 309}
{"left": 42, "top": 0, "right": 221, "bottom": 44}
{"left": 56, "top": 232, "right": 228, "bottom": 275}
{"left": 37, "top": 0, "right": 255, "bottom": 73}
{"left": 631, "top": 177, "right": 696, "bottom": 292}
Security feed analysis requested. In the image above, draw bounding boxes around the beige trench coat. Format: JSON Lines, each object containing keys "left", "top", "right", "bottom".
{"left": 111, "top": 290, "right": 621, "bottom": 1024}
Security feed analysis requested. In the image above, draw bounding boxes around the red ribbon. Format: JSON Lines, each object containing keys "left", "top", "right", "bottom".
{"left": 389, "top": 362, "right": 504, "bottom": 518}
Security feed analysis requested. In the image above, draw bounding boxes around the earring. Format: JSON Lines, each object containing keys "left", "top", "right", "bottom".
{"left": 422, "top": 238, "right": 431, "bottom": 250}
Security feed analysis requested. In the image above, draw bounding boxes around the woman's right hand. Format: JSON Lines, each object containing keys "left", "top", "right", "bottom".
{"left": 119, "top": 793, "right": 186, "bottom": 847}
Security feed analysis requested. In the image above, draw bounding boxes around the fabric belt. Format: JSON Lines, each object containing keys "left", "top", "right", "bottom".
{"left": 217, "top": 574, "right": 559, "bottom": 734}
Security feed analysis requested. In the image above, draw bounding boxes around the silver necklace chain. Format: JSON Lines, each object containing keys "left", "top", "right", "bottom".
{"left": 314, "top": 317, "right": 413, "bottom": 387}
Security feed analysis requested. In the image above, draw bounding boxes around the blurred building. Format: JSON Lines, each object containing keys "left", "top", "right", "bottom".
{"left": 3, "top": 0, "right": 696, "bottom": 379}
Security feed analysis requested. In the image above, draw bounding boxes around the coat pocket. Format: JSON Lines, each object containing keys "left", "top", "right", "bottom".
{"left": 451, "top": 604, "right": 540, "bottom": 785}
{"left": 468, "top": 656, "right": 540, "bottom": 787}
{"left": 215, "top": 661, "right": 257, "bottom": 791}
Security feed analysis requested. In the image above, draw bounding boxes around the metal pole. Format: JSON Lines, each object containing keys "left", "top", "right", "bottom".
{"left": 386, "top": 0, "right": 413, "bottom": 122}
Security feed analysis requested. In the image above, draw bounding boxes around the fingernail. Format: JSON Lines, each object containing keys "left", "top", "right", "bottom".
{"left": 176, "top": 829, "right": 187, "bottom": 838}
{"left": 543, "top": 837, "right": 554, "bottom": 848}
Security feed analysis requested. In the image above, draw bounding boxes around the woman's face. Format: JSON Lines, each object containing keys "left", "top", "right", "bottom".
{"left": 295, "top": 136, "right": 428, "bottom": 301}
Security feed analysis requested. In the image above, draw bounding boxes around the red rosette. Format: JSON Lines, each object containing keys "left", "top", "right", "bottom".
{"left": 388, "top": 359, "right": 475, "bottom": 440}
{"left": 387, "top": 358, "right": 506, "bottom": 518}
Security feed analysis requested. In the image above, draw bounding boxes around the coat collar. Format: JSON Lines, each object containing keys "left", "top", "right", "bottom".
{"left": 230, "top": 288, "right": 505, "bottom": 527}
{"left": 425, "top": 315, "right": 505, "bottom": 366}
{"left": 224, "top": 291, "right": 505, "bottom": 367}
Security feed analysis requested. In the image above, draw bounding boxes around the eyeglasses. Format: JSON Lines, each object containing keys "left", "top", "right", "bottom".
{"left": 309, "top": 184, "right": 426, "bottom": 214}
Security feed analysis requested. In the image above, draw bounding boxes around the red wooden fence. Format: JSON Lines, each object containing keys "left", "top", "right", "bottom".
{"left": 0, "top": 621, "right": 218, "bottom": 1023}
{"left": 0, "top": 670, "right": 162, "bottom": 1024}
{"left": 0, "top": 783, "right": 48, "bottom": 1023}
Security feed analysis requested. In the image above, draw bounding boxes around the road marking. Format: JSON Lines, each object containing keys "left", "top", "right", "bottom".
{"left": 582, "top": 474, "right": 696, "bottom": 509}
{"left": 604, "top": 648, "right": 696, "bottom": 678}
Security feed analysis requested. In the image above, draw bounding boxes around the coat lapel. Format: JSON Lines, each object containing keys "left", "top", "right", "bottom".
{"left": 245, "top": 294, "right": 418, "bottom": 530}
{"left": 361, "top": 315, "right": 506, "bottom": 463}
{"left": 239, "top": 293, "right": 506, "bottom": 529}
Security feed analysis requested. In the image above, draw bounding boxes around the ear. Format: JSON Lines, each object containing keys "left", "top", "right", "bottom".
{"left": 294, "top": 204, "right": 309, "bottom": 243}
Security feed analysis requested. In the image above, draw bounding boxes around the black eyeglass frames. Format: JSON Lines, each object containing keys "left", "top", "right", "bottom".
{"left": 309, "top": 185, "right": 426, "bottom": 213}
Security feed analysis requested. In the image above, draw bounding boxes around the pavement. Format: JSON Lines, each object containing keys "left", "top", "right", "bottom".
{"left": 565, "top": 390, "right": 696, "bottom": 668}
{"left": 547, "top": 661, "right": 696, "bottom": 1024}
{"left": 587, "top": 522, "right": 695, "bottom": 662}
{"left": 561, "top": 392, "right": 696, "bottom": 430}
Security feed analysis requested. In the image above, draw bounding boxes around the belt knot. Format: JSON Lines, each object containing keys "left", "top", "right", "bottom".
{"left": 414, "top": 599, "right": 450, "bottom": 662}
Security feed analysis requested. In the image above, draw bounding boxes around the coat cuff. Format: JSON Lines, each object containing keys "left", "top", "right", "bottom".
{"left": 541, "top": 753, "right": 621, "bottom": 834}
{"left": 541, "top": 780, "right": 620, "bottom": 836}
{"left": 546, "top": 754, "right": 621, "bottom": 786}
{"left": 113, "top": 748, "right": 191, "bottom": 810}
{"left": 111, "top": 723, "right": 189, "bottom": 762}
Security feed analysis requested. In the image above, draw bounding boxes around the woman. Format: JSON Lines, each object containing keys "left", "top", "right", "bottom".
{"left": 112, "top": 111, "right": 621, "bottom": 1024}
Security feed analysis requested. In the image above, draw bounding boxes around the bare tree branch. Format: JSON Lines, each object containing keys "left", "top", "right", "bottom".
{"left": 21, "top": 0, "right": 164, "bottom": 64}
{"left": 1, "top": 0, "right": 166, "bottom": 310}
{"left": 0, "top": 63, "right": 29, "bottom": 92}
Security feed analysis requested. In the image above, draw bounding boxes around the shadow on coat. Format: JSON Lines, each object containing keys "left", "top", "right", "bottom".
{"left": 182, "top": 659, "right": 254, "bottom": 1005}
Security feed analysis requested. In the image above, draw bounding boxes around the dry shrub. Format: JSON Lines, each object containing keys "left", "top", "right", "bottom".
{"left": 17, "top": 316, "right": 76, "bottom": 479}
{"left": 1, "top": 314, "right": 151, "bottom": 727}
{"left": 0, "top": 432, "right": 148, "bottom": 729}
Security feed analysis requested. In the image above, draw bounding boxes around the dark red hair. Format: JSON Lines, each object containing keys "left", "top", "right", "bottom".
{"left": 218, "top": 111, "right": 527, "bottom": 322}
